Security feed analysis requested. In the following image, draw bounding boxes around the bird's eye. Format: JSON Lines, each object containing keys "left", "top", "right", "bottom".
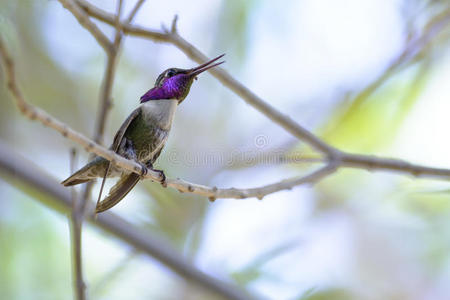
{"left": 166, "top": 69, "right": 175, "bottom": 77}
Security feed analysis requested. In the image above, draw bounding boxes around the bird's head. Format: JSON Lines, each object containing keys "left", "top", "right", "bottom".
{"left": 140, "top": 54, "right": 225, "bottom": 104}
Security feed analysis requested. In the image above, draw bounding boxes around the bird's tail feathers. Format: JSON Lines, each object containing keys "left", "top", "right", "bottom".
{"left": 61, "top": 164, "right": 94, "bottom": 186}
{"left": 95, "top": 173, "right": 140, "bottom": 213}
{"left": 61, "top": 157, "right": 107, "bottom": 186}
{"left": 61, "top": 177, "right": 91, "bottom": 186}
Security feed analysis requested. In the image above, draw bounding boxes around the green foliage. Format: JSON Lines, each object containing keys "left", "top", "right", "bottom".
{"left": 320, "top": 62, "right": 430, "bottom": 152}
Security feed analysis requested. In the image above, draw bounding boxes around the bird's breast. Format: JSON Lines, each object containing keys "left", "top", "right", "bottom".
{"left": 141, "top": 99, "right": 178, "bottom": 130}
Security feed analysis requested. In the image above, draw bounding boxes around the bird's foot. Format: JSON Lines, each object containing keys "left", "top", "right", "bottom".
{"left": 146, "top": 162, "right": 167, "bottom": 188}
{"left": 158, "top": 171, "right": 167, "bottom": 188}
{"left": 138, "top": 162, "right": 148, "bottom": 177}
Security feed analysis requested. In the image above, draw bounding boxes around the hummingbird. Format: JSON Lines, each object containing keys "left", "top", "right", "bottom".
{"left": 62, "top": 54, "right": 225, "bottom": 213}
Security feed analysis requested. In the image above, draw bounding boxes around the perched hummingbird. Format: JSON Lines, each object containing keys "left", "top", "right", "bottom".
{"left": 62, "top": 54, "right": 225, "bottom": 213}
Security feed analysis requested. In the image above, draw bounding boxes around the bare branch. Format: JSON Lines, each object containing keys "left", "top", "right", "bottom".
{"left": 68, "top": 150, "right": 86, "bottom": 300}
{"left": 112, "top": 0, "right": 124, "bottom": 50}
{"left": 77, "top": 0, "right": 168, "bottom": 41}
{"left": 0, "top": 37, "right": 337, "bottom": 201}
{"left": 171, "top": 14, "right": 178, "bottom": 34}
{"left": 71, "top": 3, "right": 450, "bottom": 180}
{"left": 0, "top": 141, "right": 251, "bottom": 300}
{"left": 126, "top": 0, "right": 146, "bottom": 24}
{"left": 340, "top": 153, "right": 450, "bottom": 179}
{"left": 207, "top": 163, "right": 338, "bottom": 202}
{"left": 70, "top": 210, "right": 86, "bottom": 300}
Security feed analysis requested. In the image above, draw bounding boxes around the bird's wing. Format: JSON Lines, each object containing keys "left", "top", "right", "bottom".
{"left": 150, "top": 145, "right": 164, "bottom": 164}
{"left": 95, "top": 107, "right": 142, "bottom": 213}
{"left": 95, "top": 172, "right": 141, "bottom": 213}
{"left": 111, "top": 107, "right": 142, "bottom": 152}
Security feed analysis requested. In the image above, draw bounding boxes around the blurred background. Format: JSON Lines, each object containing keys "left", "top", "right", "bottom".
{"left": 1, "top": 0, "right": 450, "bottom": 299}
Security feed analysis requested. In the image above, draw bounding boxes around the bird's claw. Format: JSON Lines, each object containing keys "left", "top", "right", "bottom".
{"left": 145, "top": 162, "right": 167, "bottom": 188}
{"left": 139, "top": 162, "right": 148, "bottom": 177}
{"left": 158, "top": 170, "right": 167, "bottom": 188}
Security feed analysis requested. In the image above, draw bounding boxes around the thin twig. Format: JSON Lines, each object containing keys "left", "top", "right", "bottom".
{"left": 68, "top": 149, "right": 86, "bottom": 300}
{"left": 125, "top": 0, "right": 146, "bottom": 24}
{"left": 70, "top": 208, "right": 86, "bottom": 300}
{"left": 113, "top": 0, "right": 124, "bottom": 48}
{"left": 340, "top": 153, "right": 450, "bottom": 179}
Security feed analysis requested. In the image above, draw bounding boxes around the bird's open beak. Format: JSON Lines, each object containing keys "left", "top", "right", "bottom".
{"left": 187, "top": 54, "right": 225, "bottom": 77}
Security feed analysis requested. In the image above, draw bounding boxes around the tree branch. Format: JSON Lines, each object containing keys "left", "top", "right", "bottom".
{"left": 2, "top": 10, "right": 450, "bottom": 204}
{"left": 75, "top": 0, "right": 337, "bottom": 156}
{"left": 72, "top": 4, "right": 450, "bottom": 178}
{"left": 0, "top": 140, "right": 251, "bottom": 300}
{"left": 125, "top": 0, "right": 146, "bottom": 24}
{"left": 340, "top": 153, "right": 450, "bottom": 179}
{"left": 68, "top": 149, "right": 86, "bottom": 300}
{"left": 70, "top": 202, "right": 86, "bottom": 300}
{"left": 0, "top": 36, "right": 335, "bottom": 201}
{"left": 75, "top": 1, "right": 450, "bottom": 181}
